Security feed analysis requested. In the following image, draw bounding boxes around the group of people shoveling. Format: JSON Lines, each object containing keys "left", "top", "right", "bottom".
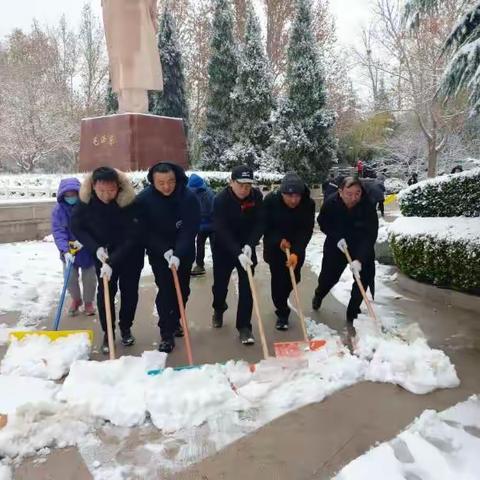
{"left": 51, "top": 162, "right": 378, "bottom": 355}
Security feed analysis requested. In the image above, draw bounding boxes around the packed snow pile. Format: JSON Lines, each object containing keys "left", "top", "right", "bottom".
{"left": 1, "top": 333, "right": 91, "bottom": 380}
{"left": 58, "top": 351, "right": 167, "bottom": 427}
{"left": 335, "top": 395, "right": 480, "bottom": 480}
{"left": 353, "top": 316, "right": 460, "bottom": 394}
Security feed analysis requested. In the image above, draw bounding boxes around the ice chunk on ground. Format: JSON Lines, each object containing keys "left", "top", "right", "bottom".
{"left": 1, "top": 333, "right": 91, "bottom": 380}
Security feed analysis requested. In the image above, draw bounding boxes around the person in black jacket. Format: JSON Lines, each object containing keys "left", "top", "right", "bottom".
{"left": 312, "top": 177, "right": 378, "bottom": 323}
{"left": 263, "top": 172, "right": 315, "bottom": 330}
{"left": 71, "top": 167, "right": 144, "bottom": 354}
{"left": 136, "top": 162, "right": 200, "bottom": 353}
{"left": 211, "top": 165, "right": 264, "bottom": 345}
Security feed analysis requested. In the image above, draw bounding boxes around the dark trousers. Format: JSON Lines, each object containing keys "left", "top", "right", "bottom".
{"left": 95, "top": 250, "right": 144, "bottom": 335}
{"left": 149, "top": 255, "right": 193, "bottom": 340}
{"left": 212, "top": 250, "right": 255, "bottom": 331}
{"left": 378, "top": 201, "right": 384, "bottom": 217}
{"left": 314, "top": 246, "right": 375, "bottom": 319}
{"left": 268, "top": 255, "right": 302, "bottom": 319}
{"left": 195, "top": 231, "right": 214, "bottom": 268}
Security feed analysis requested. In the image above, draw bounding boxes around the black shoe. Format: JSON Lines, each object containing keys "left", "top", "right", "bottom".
{"left": 312, "top": 294, "right": 322, "bottom": 311}
{"left": 275, "top": 317, "right": 289, "bottom": 331}
{"left": 158, "top": 338, "right": 175, "bottom": 353}
{"left": 239, "top": 328, "right": 255, "bottom": 345}
{"left": 191, "top": 265, "right": 206, "bottom": 276}
{"left": 212, "top": 311, "right": 224, "bottom": 328}
{"left": 174, "top": 325, "right": 184, "bottom": 337}
{"left": 121, "top": 330, "right": 135, "bottom": 347}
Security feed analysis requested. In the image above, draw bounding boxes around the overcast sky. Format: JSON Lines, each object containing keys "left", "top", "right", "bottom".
{"left": 0, "top": 0, "right": 374, "bottom": 46}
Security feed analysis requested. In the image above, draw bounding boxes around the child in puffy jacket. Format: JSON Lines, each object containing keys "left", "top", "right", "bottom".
{"left": 51, "top": 178, "right": 97, "bottom": 315}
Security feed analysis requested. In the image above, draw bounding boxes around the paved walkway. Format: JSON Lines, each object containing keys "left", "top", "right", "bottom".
{"left": 2, "top": 215, "right": 479, "bottom": 479}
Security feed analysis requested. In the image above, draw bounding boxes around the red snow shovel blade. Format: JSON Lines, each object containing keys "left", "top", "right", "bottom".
{"left": 274, "top": 339, "right": 326, "bottom": 358}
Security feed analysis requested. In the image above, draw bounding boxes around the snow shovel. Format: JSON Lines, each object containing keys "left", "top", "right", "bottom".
{"left": 273, "top": 248, "right": 326, "bottom": 358}
{"left": 10, "top": 245, "right": 94, "bottom": 344}
{"left": 245, "top": 263, "right": 270, "bottom": 360}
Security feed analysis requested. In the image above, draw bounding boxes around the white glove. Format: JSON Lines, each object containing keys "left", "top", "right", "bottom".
{"left": 168, "top": 255, "right": 180, "bottom": 270}
{"left": 242, "top": 245, "right": 252, "bottom": 259}
{"left": 96, "top": 247, "right": 109, "bottom": 263}
{"left": 71, "top": 240, "right": 83, "bottom": 250}
{"left": 64, "top": 252, "right": 75, "bottom": 265}
{"left": 100, "top": 263, "right": 112, "bottom": 280}
{"left": 238, "top": 253, "right": 253, "bottom": 271}
{"left": 350, "top": 260, "right": 362, "bottom": 277}
{"left": 164, "top": 249, "right": 173, "bottom": 263}
{"left": 337, "top": 238, "right": 348, "bottom": 253}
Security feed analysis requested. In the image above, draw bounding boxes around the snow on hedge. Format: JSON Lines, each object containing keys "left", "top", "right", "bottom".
{"left": 389, "top": 217, "right": 480, "bottom": 293}
{"left": 0, "top": 170, "right": 283, "bottom": 200}
{"left": 398, "top": 167, "right": 480, "bottom": 217}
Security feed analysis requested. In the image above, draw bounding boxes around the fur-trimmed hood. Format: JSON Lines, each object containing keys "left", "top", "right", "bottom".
{"left": 79, "top": 169, "right": 136, "bottom": 208}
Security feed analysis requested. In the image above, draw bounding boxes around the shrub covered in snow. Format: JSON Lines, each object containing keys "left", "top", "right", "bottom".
{"left": 389, "top": 217, "right": 480, "bottom": 294}
{"left": 384, "top": 177, "right": 407, "bottom": 194}
{"left": 0, "top": 171, "right": 283, "bottom": 200}
{"left": 398, "top": 168, "right": 480, "bottom": 217}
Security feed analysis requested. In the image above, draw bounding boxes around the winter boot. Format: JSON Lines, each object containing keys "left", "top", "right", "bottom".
{"left": 84, "top": 302, "right": 96, "bottom": 316}
{"left": 68, "top": 299, "right": 82, "bottom": 316}
{"left": 312, "top": 293, "right": 322, "bottom": 311}
{"left": 121, "top": 329, "right": 135, "bottom": 347}
{"left": 275, "top": 316, "right": 289, "bottom": 331}
{"left": 191, "top": 265, "right": 206, "bottom": 276}
{"left": 212, "top": 310, "right": 224, "bottom": 328}
{"left": 239, "top": 328, "right": 255, "bottom": 345}
{"left": 158, "top": 338, "right": 175, "bottom": 353}
{"left": 174, "top": 325, "right": 184, "bottom": 337}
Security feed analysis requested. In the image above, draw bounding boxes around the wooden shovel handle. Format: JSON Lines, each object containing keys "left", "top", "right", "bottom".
{"left": 246, "top": 264, "right": 269, "bottom": 359}
{"left": 102, "top": 273, "right": 116, "bottom": 360}
{"left": 171, "top": 266, "right": 193, "bottom": 366}
{"left": 285, "top": 248, "right": 309, "bottom": 342}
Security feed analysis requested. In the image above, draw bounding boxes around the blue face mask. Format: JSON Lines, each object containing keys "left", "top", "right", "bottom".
{"left": 64, "top": 196, "right": 78, "bottom": 205}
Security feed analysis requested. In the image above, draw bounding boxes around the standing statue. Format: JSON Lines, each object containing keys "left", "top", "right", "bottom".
{"left": 102, "top": 0, "right": 163, "bottom": 114}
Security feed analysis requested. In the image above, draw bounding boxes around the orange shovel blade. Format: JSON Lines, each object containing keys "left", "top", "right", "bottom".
{"left": 274, "top": 339, "right": 326, "bottom": 358}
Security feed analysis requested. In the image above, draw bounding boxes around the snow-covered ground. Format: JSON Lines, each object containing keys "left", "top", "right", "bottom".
{"left": 0, "top": 232, "right": 468, "bottom": 479}
{"left": 336, "top": 395, "right": 480, "bottom": 480}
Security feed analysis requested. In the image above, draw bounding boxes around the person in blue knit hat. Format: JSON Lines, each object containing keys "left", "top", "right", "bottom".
{"left": 187, "top": 173, "right": 215, "bottom": 276}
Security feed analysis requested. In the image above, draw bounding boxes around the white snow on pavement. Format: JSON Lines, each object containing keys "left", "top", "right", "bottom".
{"left": 1, "top": 333, "right": 91, "bottom": 380}
{"left": 336, "top": 395, "right": 480, "bottom": 480}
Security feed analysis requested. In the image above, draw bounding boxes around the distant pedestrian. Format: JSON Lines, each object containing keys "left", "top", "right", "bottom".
{"left": 407, "top": 172, "right": 418, "bottom": 185}
{"left": 51, "top": 178, "right": 96, "bottom": 316}
{"left": 356, "top": 159, "right": 364, "bottom": 178}
{"left": 187, "top": 174, "right": 215, "bottom": 276}
{"left": 322, "top": 173, "right": 338, "bottom": 200}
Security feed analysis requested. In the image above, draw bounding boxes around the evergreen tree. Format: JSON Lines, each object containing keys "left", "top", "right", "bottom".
{"left": 270, "top": 0, "right": 336, "bottom": 182}
{"left": 105, "top": 77, "right": 118, "bottom": 115}
{"left": 227, "top": 1, "right": 276, "bottom": 170}
{"left": 150, "top": 7, "right": 189, "bottom": 136}
{"left": 200, "top": 0, "right": 238, "bottom": 169}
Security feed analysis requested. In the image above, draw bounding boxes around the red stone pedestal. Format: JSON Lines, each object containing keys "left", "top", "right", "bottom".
{"left": 78, "top": 113, "right": 188, "bottom": 172}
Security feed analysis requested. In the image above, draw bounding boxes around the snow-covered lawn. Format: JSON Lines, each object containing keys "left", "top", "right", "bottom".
{"left": 336, "top": 395, "right": 480, "bottom": 480}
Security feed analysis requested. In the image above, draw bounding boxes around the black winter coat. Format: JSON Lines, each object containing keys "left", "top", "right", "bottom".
{"left": 318, "top": 192, "right": 378, "bottom": 263}
{"left": 213, "top": 187, "right": 264, "bottom": 260}
{"left": 71, "top": 171, "right": 140, "bottom": 268}
{"left": 136, "top": 162, "right": 201, "bottom": 261}
{"left": 263, "top": 189, "right": 315, "bottom": 264}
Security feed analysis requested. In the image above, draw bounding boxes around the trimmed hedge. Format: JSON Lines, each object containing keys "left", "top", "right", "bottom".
{"left": 398, "top": 168, "right": 480, "bottom": 217}
{"left": 389, "top": 218, "right": 480, "bottom": 294}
